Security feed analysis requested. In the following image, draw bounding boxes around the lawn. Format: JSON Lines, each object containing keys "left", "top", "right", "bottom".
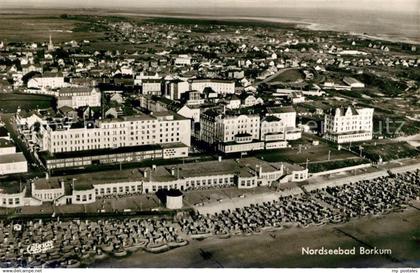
{"left": 306, "top": 158, "right": 370, "bottom": 173}
{"left": 0, "top": 93, "right": 54, "bottom": 113}
{"left": 253, "top": 144, "right": 357, "bottom": 164}
{"left": 265, "top": 69, "right": 304, "bottom": 83}
{"left": 354, "top": 142, "right": 420, "bottom": 162}
{"left": 0, "top": 15, "right": 104, "bottom": 43}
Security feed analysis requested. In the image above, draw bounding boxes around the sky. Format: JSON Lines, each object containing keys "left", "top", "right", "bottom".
{"left": 0, "top": 0, "right": 419, "bottom": 14}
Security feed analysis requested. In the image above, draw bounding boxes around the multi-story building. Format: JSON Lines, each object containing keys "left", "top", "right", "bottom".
{"left": 142, "top": 79, "right": 163, "bottom": 96}
{"left": 191, "top": 79, "right": 235, "bottom": 95}
{"left": 27, "top": 76, "right": 67, "bottom": 90}
{"left": 19, "top": 111, "right": 191, "bottom": 156}
{"left": 0, "top": 138, "right": 28, "bottom": 176}
{"left": 200, "top": 110, "right": 264, "bottom": 153}
{"left": 266, "top": 106, "right": 302, "bottom": 140}
{"left": 57, "top": 87, "right": 101, "bottom": 109}
{"left": 324, "top": 106, "right": 374, "bottom": 143}
{"left": 174, "top": 54, "right": 192, "bottom": 66}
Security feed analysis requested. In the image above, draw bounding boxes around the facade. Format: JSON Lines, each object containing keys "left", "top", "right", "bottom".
{"left": 324, "top": 106, "right": 374, "bottom": 143}
{"left": 18, "top": 111, "right": 191, "bottom": 155}
{"left": 191, "top": 79, "right": 235, "bottom": 95}
{"left": 0, "top": 157, "right": 307, "bottom": 208}
{"left": 142, "top": 79, "right": 163, "bottom": 96}
{"left": 266, "top": 106, "right": 302, "bottom": 140}
{"left": 200, "top": 109, "right": 291, "bottom": 153}
{"left": 57, "top": 87, "right": 101, "bottom": 109}
{"left": 27, "top": 76, "right": 67, "bottom": 90}
{"left": 174, "top": 55, "right": 192, "bottom": 66}
{"left": 0, "top": 138, "right": 28, "bottom": 175}
{"left": 141, "top": 157, "right": 285, "bottom": 192}
{"left": 40, "top": 144, "right": 188, "bottom": 170}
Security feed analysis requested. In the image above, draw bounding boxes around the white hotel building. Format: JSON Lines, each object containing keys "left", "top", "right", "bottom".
{"left": 200, "top": 108, "right": 297, "bottom": 153}
{"left": 19, "top": 112, "right": 191, "bottom": 155}
{"left": 324, "top": 106, "right": 374, "bottom": 144}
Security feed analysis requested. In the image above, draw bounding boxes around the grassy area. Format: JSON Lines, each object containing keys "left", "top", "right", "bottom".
{"left": 0, "top": 15, "right": 104, "bottom": 42}
{"left": 0, "top": 93, "right": 54, "bottom": 113}
{"left": 373, "top": 115, "right": 420, "bottom": 137}
{"left": 355, "top": 142, "right": 420, "bottom": 162}
{"left": 306, "top": 158, "right": 370, "bottom": 173}
{"left": 266, "top": 69, "right": 303, "bottom": 83}
{"left": 253, "top": 145, "right": 357, "bottom": 164}
{"left": 354, "top": 73, "right": 407, "bottom": 97}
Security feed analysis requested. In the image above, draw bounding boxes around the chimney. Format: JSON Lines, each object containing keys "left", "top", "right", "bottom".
{"left": 144, "top": 169, "right": 148, "bottom": 178}
{"left": 152, "top": 164, "right": 156, "bottom": 170}
{"left": 218, "top": 156, "right": 222, "bottom": 162}
{"left": 171, "top": 168, "right": 175, "bottom": 176}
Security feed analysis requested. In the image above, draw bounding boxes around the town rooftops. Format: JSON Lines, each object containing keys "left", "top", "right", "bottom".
{"left": 328, "top": 105, "right": 359, "bottom": 116}
{"left": 191, "top": 78, "right": 234, "bottom": 84}
{"left": 262, "top": 116, "right": 281, "bottom": 122}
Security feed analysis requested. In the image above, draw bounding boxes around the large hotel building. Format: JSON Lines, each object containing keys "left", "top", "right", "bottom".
{"left": 324, "top": 106, "right": 374, "bottom": 144}
{"left": 17, "top": 111, "right": 191, "bottom": 168}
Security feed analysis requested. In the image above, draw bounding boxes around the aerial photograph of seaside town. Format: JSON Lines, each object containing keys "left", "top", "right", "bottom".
{"left": 0, "top": 0, "right": 419, "bottom": 271}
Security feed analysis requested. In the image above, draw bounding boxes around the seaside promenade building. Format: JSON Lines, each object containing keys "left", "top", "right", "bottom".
{"left": 324, "top": 106, "right": 374, "bottom": 144}
{"left": 0, "top": 157, "right": 308, "bottom": 208}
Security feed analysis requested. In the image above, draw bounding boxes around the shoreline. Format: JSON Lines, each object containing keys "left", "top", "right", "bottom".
{"left": 93, "top": 204, "right": 420, "bottom": 268}
{"left": 110, "top": 12, "right": 420, "bottom": 45}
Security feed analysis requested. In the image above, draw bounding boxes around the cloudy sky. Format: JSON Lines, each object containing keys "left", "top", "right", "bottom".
{"left": 0, "top": 0, "right": 418, "bottom": 13}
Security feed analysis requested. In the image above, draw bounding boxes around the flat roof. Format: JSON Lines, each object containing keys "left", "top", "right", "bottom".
{"left": 0, "top": 139, "right": 15, "bottom": 148}
{"left": 0, "top": 153, "right": 26, "bottom": 164}
{"left": 144, "top": 157, "right": 283, "bottom": 183}
{"left": 0, "top": 181, "right": 25, "bottom": 194}
{"left": 0, "top": 127, "right": 9, "bottom": 137}
{"left": 33, "top": 179, "right": 62, "bottom": 190}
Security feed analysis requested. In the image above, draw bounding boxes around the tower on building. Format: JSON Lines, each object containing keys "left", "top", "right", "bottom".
{"left": 48, "top": 34, "right": 54, "bottom": 52}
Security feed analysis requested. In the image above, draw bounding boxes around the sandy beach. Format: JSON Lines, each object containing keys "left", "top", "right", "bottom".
{"left": 93, "top": 202, "right": 420, "bottom": 268}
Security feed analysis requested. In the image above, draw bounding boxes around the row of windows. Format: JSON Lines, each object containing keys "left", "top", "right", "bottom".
{"left": 1, "top": 198, "right": 20, "bottom": 205}
{"left": 95, "top": 185, "right": 142, "bottom": 195}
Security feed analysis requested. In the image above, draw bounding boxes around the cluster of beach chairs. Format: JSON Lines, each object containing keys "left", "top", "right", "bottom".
{"left": 0, "top": 170, "right": 418, "bottom": 268}
{"left": 0, "top": 217, "right": 187, "bottom": 268}
{"left": 178, "top": 170, "right": 420, "bottom": 237}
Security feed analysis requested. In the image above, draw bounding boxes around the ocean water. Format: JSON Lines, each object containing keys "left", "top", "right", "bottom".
{"left": 134, "top": 6, "right": 420, "bottom": 44}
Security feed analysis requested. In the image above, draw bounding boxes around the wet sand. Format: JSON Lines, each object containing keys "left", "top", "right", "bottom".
{"left": 93, "top": 204, "right": 420, "bottom": 268}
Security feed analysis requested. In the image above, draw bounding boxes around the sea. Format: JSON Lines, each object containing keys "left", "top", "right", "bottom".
{"left": 118, "top": 6, "right": 420, "bottom": 44}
